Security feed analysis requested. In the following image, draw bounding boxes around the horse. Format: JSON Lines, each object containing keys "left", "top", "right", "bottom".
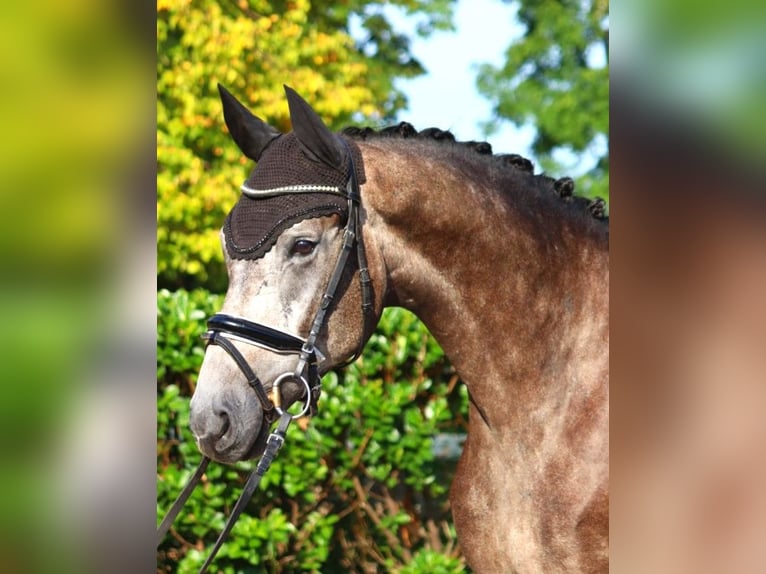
{"left": 188, "top": 84, "right": 609, "bottom": 573}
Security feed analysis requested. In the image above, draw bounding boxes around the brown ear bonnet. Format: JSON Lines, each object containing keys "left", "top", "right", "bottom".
{"left": 224, "top": 133, "right": 363, "bottom": 261}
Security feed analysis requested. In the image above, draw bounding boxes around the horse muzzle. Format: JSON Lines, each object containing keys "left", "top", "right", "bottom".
{"left": 191, "top": 313, "right": 321, "bottom": 462}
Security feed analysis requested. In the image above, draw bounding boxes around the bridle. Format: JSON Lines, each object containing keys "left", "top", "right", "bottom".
{"left": 157, "top": 144, "right": 373, "bottom": 572}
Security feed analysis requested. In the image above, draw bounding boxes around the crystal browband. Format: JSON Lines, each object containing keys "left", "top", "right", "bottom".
{"left": 240, "top": 183, "right": 346, "bottom": 198}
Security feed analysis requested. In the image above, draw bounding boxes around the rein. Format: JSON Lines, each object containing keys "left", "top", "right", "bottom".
{"left": 157, "top": 147, "right": 372, "bottom": 572}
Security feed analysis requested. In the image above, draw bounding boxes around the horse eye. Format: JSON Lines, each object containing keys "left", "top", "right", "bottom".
{"left": 290, "top": 239, "right": 317, "bottom": 256}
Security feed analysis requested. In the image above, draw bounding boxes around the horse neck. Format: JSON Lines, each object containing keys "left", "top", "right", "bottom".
{"left": 360, "top": 140, "right": 609, "bottom": 426}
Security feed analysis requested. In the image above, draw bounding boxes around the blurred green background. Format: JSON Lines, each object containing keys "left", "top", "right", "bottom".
{"left": 0, "top": 0, "right": 154, "bottom": 573}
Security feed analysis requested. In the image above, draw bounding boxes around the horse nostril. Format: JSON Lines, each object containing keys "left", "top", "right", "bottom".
{"left": 218, "top": 412, "right": 230, "bottom": 438}
{"left": 196, "top": 412, "right": 232, "bottom": 455}
{"left": 192, "top": 400, "right": 231, "bottom": 446}
{"left": 190, "top": 389, "right": 265, "bottom": 462}
{"left": 208, "top": 400, "right": 231, "bottom": 438}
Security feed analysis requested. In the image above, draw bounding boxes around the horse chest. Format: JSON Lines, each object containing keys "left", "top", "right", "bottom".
{"left": 450, "top": 417, "right": 608, "bottom": 573}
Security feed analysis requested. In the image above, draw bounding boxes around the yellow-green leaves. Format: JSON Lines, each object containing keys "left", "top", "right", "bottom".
{"left": 158, "top": 0, "right": 380, "bottom": 289}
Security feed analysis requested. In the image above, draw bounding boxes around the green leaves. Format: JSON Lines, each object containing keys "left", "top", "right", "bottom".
{"left": 478, "top": 0, "right": 609, "bottom": 201}
{"left": 156, "top": 288, "right": 222, "bottom": 384}
{"left": 157, "top": 290, "right": 468, "bottom": 572}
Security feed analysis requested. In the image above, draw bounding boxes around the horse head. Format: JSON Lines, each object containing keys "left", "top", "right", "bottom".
{"left": 190, "top": 85, "right": 384, "bottom": 463}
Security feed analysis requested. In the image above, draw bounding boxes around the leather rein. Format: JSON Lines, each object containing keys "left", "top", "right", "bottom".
{"left": 157, "top": 150, "right": 373, "bottom": 572}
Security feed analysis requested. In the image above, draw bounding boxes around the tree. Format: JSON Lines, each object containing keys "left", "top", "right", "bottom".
{"left": 157, "top": 0, "right": 454, "bottom": 291}
{"left": 477, "top": 0, "right": 608, "bottom": 201}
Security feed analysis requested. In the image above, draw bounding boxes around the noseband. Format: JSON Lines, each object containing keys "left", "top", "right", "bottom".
{"left": 202, "top": 314, "right": 319, "bottom": 424}
{"left": 158, "top": 147, "right": 373, "bottom": 573}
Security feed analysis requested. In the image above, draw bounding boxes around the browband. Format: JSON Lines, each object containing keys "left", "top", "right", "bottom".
{"left": 240, "top": 183, "right": 346, "bottom": 197}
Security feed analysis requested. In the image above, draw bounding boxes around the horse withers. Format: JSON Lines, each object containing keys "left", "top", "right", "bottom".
{"left": 189, "top": 85, "right": 609, "bottom": 573}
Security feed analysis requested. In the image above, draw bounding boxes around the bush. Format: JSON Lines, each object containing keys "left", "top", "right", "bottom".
{"left": 157, "top": 289, "right": 470, "bottom": 573}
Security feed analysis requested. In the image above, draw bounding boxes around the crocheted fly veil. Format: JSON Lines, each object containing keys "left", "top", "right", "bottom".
{"left": 224, "top": 132, "right": 363, "bottom": 261}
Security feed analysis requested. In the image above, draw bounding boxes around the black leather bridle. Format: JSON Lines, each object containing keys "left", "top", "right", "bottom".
{"left": 157, "top": 148, "right": 373, "bottom": 572}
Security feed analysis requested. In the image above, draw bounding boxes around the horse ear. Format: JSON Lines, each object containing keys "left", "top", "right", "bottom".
{"left": 284, "top": 85, "right": 346, "bottom": 169}
{"left": 218, "top": 84, "right": 281, "bottom": 161}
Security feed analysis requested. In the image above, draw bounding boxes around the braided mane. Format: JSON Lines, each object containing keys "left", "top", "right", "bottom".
{"left": 342, "top": 122, "right": 608, "bottom": 222}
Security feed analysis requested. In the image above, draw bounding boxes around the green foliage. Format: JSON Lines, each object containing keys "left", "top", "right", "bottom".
{"left": 158, "top": 290, "right": 469, "bottom": 572}
{"left": 396, "top": 546, "right": 466, "bottom": 574}
{"left": 312, "top": 0, "right": 455, "bottom": 114}
{"left": 157, "top": 0, "right": 456, "bottom": 291}
{"left": 477, "top": 0, "right": 609, "bottom": 201}
{"left": 157, "top": 288, "right": 223, "bottom": 384}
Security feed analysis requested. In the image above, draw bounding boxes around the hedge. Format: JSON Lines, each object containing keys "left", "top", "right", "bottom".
{"left": 157, "top": 289, "right": 470, "bottom": 573}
